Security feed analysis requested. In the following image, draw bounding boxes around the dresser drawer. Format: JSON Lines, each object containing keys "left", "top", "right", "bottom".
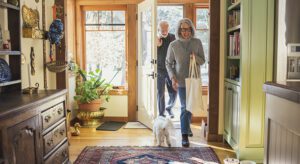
{"left": 43, "top": 121, "right": 67, "bottom": 155}
{"left": 41, "top": 103, "right": 64, "bottom": 130}
{"left": 44, "top": 141, "right": 69, "bottom": 164}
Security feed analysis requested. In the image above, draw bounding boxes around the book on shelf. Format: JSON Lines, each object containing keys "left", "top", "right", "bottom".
{"left": 228, "top": 32, "right": 240, "bottom": 56}
{"left": 230, "top": 0, "right": 240, "bottom": 4}
{"left": 228, "top": 10, "right": 240, "bottom": 28}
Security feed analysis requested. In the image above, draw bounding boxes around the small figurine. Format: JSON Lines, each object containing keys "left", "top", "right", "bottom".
{"left": 30, "top": 47, "right": 35, "bottom": 75}
{"left": 71, "top": 123, "right": 81, "bottom": 136}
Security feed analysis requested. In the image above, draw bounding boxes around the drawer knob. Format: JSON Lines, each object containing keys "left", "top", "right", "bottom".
{"left": 47, "top": 138, "right": 54, "bottom": 146}
{"left": 57, "top": 108, "right": 63, "bottom": 115}
{"left": 62, "top": 150, "right": 68, "bottom": 158}
{"left": 59, "top": 129, "right": 65, "bottom": 135}
{"left": 44, "top": 115, "right": 51, "bottom": 122}
{"left": 54, "top": 130, "right": 59, "bottom": 137}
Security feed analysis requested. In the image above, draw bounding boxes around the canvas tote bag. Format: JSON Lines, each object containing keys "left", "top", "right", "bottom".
{"left": 185, "top": 54, "right": 204, "bottom": 114}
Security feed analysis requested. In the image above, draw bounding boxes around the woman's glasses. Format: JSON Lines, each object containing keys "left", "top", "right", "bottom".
{"left": 180, "top": 28, "right": 191, "bottom": 33}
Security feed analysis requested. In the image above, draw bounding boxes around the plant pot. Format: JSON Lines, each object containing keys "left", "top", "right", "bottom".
{"left": 77, "top": 110, "right": 104, "bottom": 127}
{"left": 77, "top": 99, "right": 102, "bottom": 112}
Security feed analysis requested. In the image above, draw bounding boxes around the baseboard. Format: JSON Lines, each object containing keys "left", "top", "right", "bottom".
{"left": 191, "top": 116, "right": 207, "bottom": 123}
{"left": 207, "top": 133, "right": 223, "bottom": 142}
{"left": 103, "top": 117, "right": 128, "bottom": 122}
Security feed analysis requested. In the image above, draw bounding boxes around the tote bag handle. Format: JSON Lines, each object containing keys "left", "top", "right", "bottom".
{"left": 189, "top": 54, "right": 199, "bottom": 78}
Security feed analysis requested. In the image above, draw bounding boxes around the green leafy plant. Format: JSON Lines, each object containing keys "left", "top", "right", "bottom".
{"left": 74, "top": 66, "right": 119, "bottom": 104}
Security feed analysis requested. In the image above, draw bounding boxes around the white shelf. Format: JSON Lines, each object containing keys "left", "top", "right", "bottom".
{"left": 227, "top": 25, "right": 241, "bottom": 33}
{"left": 228, "top": 1, "right": 241, "bottom": 11}
{"left": 0, "top": 80, "right": 21, "bottom": 87}
{"left": 0, "top": 50, "right": 21, "bottom": 55}
{"left": 225, "top": 78, "right": 240, "bottom": 86}
{"left": 227, "top": 56, "right": 241, "bottom": 60}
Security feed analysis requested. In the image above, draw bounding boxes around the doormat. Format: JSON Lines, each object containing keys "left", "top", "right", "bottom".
{"left": 123, "top": 122, "right": 147, "bottom": 129}
{"left": 74, "top": 146, "right": 220, "bottom": 164}
{"left": 96, "top": 121, "right": 126, "bottom": 131}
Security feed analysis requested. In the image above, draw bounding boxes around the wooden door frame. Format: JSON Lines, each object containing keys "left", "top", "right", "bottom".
{"left": 207, "top": 0, "right": 222, "bottom": 142}
{"left": 76, "top": 4, "right": 137, "bottom": 121}
{"left": 74, "top": 1, "right": 222, "bottom": 139}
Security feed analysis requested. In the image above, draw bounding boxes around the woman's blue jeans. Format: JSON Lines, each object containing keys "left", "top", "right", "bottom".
{"left": 178, "top": 87, "right": 192, "bottom": 135}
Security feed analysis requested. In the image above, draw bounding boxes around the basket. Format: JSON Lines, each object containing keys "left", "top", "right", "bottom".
{"left": 46, "top": 60, "right": 68, "bottom": 73}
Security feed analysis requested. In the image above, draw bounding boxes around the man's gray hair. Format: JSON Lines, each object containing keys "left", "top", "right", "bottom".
{"left": 175, "top": 18, "right": 196, "bottom": 40}
{"left": 158, "top": 20, "right": 169, "bottom": 30}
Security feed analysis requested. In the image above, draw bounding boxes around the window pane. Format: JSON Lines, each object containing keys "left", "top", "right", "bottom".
{"left": 99, "top": 25, "right": 113, "bottom": 31}
{"left": 86, "top": 11, "right": 99, "bottom": 24}
{"left": 86, "top": 25, "right": 99, "bottom": 31}
{"left": 112, "top": 25, "right": 125, "bottom": 31}
{"left": 113, "top": 11, "right": 125, "bottom": 24}
{"left": 196, "top": 8, "right": 209, "bottom": 30}
{"left": 86, "top": 31, "right": 126, "bottom": 86}
{"left": 157, "top": 6, "right": 183, "bottom": 34}
{"left": 99, "top": 11, "right": 112, "bottom": 24}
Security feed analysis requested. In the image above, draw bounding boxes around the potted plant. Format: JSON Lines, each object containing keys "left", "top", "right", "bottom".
{"left": 74, "top": 68, "right": 112, "bottom": 112}
{"left": 74, "top": 68, "right": 119, "bottom": 112}
{"left": 73, "top": 66, "right": 119, "bottom": 126}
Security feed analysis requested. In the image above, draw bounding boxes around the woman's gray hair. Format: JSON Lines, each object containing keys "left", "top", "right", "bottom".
{"left": 175, "top": 18, "right": 196, "bottom": 40}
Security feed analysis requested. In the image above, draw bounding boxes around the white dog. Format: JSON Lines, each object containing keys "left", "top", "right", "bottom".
{"left": 153, "top": 116, "right": 173, "bottom": 147}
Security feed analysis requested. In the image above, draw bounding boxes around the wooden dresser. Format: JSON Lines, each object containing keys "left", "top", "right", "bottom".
{"left": 0, "top": 90, "right": 69, "bottom": 164}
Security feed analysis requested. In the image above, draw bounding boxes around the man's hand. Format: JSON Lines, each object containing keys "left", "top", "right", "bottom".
{"left": 171, "top": 77, "right": 178, "bottom": 91}
{"left": 157, "top": 36, "right": 162, "bottom": 47}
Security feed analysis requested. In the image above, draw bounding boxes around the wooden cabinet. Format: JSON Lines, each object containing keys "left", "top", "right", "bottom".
{"left": 224, "top": 82, "right": 240, "bottom": 149}
{"left": 7, "top": 116, "right": 40, "bottom": 164}
{"left": 0, "top": 90, "right": 68, "bottom": 164}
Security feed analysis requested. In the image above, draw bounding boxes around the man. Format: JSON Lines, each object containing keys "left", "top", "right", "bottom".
{"left": 157, "top": 20, "right": 177, "bottom": 118}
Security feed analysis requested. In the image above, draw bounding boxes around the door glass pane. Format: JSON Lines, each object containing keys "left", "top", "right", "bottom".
{"left": 141, "top": 8, "right": 152, "bottom": 67}
{"left": 195, "top": 8, "right": 210, "bottom": 86}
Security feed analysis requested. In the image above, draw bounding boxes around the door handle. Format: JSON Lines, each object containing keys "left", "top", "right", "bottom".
{"left": 147, "top": 72, "right": 156, "bottom": 79}
{"left": 151, "top": 59, "right": 157, "bottom": 64}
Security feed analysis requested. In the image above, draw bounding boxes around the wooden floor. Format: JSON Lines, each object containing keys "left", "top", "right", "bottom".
{"left": 69, "top": 123, "right": 236, "bottom": 163}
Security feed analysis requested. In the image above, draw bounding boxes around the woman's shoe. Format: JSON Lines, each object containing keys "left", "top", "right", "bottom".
{"left": 182, "top": 134, "right": 190, "bottom": 147}
{"left": 188, "top": 129, "right": 193, "bottom": 137}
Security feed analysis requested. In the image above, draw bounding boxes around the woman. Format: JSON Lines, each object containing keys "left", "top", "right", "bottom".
{"left": 166, "top": 18, "right": 205, "bottom": 147}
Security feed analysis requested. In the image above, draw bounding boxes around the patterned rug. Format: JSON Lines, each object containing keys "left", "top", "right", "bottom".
{"left": 74, "top": 146, "right": 220, "bottom": 164}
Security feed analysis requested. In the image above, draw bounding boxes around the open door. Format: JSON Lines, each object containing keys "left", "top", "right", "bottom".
{"left": 137, "top": 0, "right": 157, "bottom": 129}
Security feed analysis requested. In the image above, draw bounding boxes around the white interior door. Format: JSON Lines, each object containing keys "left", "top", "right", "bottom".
{"left": 137, "top": 0, "right": 157, "bottom": 129}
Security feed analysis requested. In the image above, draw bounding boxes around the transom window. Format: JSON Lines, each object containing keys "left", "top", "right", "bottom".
{"left": 84, "top": 10, "right": 127, "bottom": 87}
{"left": 157, "top": 5, "right": 184, "bottom": 34}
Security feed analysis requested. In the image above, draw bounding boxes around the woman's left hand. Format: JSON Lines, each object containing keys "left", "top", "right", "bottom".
{"left": 190, "top": 52, "right": 195, "bottom": 58}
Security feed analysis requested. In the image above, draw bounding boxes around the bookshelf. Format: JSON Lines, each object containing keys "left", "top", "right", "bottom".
{"left": 0, "top": 0, "right": 21, "bottom": 93}
{"left": 223, "top": 0, "right": 275, "bottom": 161}
{"left": 226, "top": 0, "right": 241, "bottom": 83}
{"left": 224, "top": 0, "right": 241, "bottom": 152}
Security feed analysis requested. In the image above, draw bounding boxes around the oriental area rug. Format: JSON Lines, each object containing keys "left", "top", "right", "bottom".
{"left": 74, "top": 146, "right": 220, "bottom": 164}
